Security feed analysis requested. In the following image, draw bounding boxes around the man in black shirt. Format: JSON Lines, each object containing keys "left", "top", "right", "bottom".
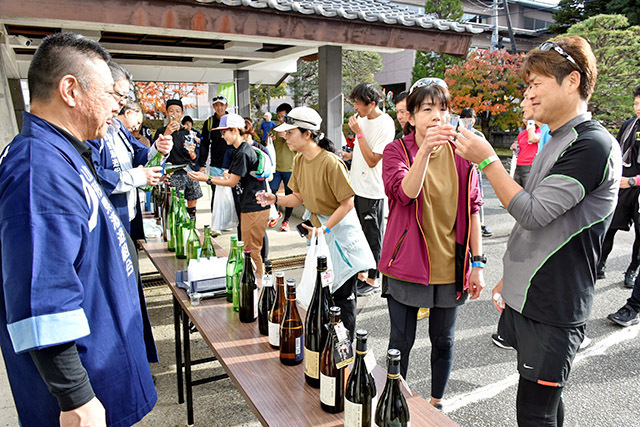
{"left": 154, "top": 99, "right": 202, "bottom": 218}
{"left": 597, "top": 84, "right": 640, "bottom": 287}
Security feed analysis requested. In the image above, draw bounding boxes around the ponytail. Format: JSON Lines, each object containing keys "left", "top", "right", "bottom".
{"left": 300, "top": 128, "right": 336, "bottom": 153}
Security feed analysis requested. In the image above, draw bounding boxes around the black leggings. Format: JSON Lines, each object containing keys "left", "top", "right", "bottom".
{"left": 517, "top": 377, "right": 564, "bottom": 427}
{"left": 386, "top": 295, "right": 458, "bottom": 399}
{"left": 332, "top": 274, "right": 358, "bottom": 341}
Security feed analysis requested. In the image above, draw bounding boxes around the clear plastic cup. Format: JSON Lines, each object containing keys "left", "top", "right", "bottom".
{"left": 190, "top": 292, "right": 202, "bottom": 306}
{"left": 459, "top": 118, "right": 474, "bottom": 131}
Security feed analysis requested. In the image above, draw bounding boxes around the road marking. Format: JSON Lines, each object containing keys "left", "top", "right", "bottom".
{"left": 443, "top": 323, "right": 640, "bottom": 413}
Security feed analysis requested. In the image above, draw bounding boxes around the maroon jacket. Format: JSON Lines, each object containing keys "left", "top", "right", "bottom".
{"left": 379, "top": 131, "right": 482, "bottom": 296}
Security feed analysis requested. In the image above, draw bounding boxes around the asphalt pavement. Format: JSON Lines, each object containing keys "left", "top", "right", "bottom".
{"left": 1, "top": 182, "right": 639, "bottom": 426}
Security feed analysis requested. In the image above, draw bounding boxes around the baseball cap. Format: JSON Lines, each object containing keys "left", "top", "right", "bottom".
{"left": 212, "top": 94, "right": 228, "bottom": 105}
{"left": 166, "top": 99, "right": 183, "bottom": 110}
{"left": 274, "top": 106, "right": 322, "bottom": 132}
{"left": 212, "top": 114, "right": 245, "bottom": 130}
{"left": 263, "top": 112, "right": 272, "bottom": 120}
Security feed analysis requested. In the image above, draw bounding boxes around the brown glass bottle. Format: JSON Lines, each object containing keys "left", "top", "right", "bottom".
{"left": 268, "top": 272, "right": 286, "bottom": 348}
{"left": 320, "top": 306, "right": 346, "bottom": 413}
{"left": 304, "top": 255, "right": 332, "bottom": 388}
{"left": 279, "top": 279, "right": 304, "bottom": 365}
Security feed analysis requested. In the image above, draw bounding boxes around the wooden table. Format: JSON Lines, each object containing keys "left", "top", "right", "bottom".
{"left": 141, "top": 238, "right": 458, "bottom": 426}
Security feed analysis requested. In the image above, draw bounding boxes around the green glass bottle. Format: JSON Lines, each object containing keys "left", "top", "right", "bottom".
{"left": 200, "top": 225, "right": 216, "bottom": 259}
{"left": 186, "top": 219, "right": 201, "bottom": 264}
{"left": 226, "top": 236, "right": 238, "bottom": 302}
{"left": 140, "top": 150, "right": 164, "bottom": 192}
{"left": 167, "top": 188, "right": 177, "bottom": 252}
{"left": 232, "top": 241, "right": 245, "bottom": 312}
{"left": 175, "top": 191, "right": 189, "bottom": 259}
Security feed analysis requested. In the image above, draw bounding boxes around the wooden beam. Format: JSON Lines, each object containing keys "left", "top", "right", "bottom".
{"left": 0, "top": 0, "right": 472, "bottom": 55}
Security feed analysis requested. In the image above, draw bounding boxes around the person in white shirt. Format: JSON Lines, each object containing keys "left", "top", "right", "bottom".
{"left": 341, "top": 83, "right": 396, "bottom": 296}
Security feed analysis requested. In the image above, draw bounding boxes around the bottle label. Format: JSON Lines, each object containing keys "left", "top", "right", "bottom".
{"left": 304, "top": 349, "right": 319, "bottom": 379}
{"left": 253, "top": 288, "right": 258, "bottom": 319}
{"left": 320, "top": 373, "right": 336, "bottom": 406}
{"left": 262, "top": 274, "right": 273, "bottom": 287}
{"left": 344, "top": 398, "right": 363, "bottom": 427}
{"left": 167, "top": 229, "right": 172, "bottom": 241}
{"left": 364, "top": 349, "right": 376, "bottom": 374}
{"left": 183, "top": 228, "right": 190, "bottom": 254}
{"left": 321, "top": 270, "right": 334, "bottom": 289}
{"left": 268, "top": 321, "right": 279, "bottom": 347}
{"left": 295, "top": 336, "right": 302, "bottom": 356}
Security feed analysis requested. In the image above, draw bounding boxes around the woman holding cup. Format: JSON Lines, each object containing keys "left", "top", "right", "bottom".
{"left": 255, "top": 106, "right": 374, "bottom": 337}
{"left": 379, "top": 77, "right": 485, "bottom": 410}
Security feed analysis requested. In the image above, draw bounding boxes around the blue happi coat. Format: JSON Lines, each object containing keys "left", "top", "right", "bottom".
{"left": 0, "top": 113, "right": 157, "bottom": 426}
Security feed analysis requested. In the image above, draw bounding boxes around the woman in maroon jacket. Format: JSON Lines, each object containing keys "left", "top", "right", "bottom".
{"left": 379, "top": 78, "right": 485, "bottom": 410}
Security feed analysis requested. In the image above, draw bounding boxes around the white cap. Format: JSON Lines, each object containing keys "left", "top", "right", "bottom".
{"left": 274, "top": 106, "right": 322, "bottom": 132}
{"left": 212, "top": 114, "right": 245, "bottom": 130}
{"left": 263, "top": 112, "right": 272, "bottom": 120}
{"left": 212, "top": 94, "right": 228, "bottom": 105}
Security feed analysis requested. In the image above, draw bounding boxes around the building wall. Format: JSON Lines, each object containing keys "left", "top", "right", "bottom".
{"left": 374, "top": 50, "right": 416, "bottom": 94}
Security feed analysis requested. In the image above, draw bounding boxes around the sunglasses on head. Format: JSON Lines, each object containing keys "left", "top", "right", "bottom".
{"left": 538, "top": 41, "right": 582, "bottom": 72}
{"left": 409, "top": 77, "right": 448, "bottom": 95}
{"left": 212, "top": 96, "right": 226, "bottom": 103}
{"left": 283, "top": 114, "right": 317, "bottom": 127}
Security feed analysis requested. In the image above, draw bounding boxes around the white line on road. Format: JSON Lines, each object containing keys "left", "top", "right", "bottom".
{"left": 443, "top": 323, "right": 640, "bottom": 413}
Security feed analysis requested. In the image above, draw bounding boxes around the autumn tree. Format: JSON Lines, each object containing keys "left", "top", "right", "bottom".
{"left": 445, "top": 49, "right": 523, "bottom": 138}
{"left": 564, "top": 14, "right": 640, "bottom": 129}
{"left": 134, "top": 82, "right": 206, "bottom": 119}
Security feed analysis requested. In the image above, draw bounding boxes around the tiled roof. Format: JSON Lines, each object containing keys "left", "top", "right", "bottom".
{"left": 211, "top": 0, "right": 483, "bottom": 34}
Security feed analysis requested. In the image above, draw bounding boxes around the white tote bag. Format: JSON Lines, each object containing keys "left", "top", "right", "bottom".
{"left": 296, "top": 228, "right": 334, "bottom": 308}
{"left": 210, "top": 185, "right": 239, "bottom": 230}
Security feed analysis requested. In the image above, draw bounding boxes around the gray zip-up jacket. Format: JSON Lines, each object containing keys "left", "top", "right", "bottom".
{"left": 503, "top": 113, "right": 621, "bottom": 327}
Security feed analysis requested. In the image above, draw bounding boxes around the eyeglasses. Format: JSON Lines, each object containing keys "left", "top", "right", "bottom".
{"left": 212, "top": 95, "right": 227, "bottom": 104}
{"left": 283, "top": 114, "right": 317, "bottom": 127}
{"left": 539, "top": 41, "right": 581, "bottom": 72}
{"left": 409, "top": 77, "right": 448, "bottom": 94}
{"left": 109, "top": 89, "right": 130, "bottom": 103}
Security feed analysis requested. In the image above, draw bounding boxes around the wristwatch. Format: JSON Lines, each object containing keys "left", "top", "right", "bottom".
{"left": 629, "top": 177, "right": 636, "bottom": 187}
{"left": 471, "top": 255, "right": 488, "bottom": 264}
{"left": 206, "top": 176, "right": 212, "bottom": 185}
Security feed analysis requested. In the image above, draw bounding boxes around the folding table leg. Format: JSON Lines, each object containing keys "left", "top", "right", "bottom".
{"left": 173, "top": 296, "right": 184, "bottom": 404}
{"left": 182, "top": 309, "right": 194, "bottom": 426}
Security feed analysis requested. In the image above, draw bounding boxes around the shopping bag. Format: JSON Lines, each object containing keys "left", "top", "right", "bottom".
{"left": 211, "top": 185, "right": 238, "bottom": 230}
{"left": 266, "top": 134, "right": 276, "bottom": 170}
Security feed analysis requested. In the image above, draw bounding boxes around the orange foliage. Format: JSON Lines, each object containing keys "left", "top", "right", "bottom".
{"left": 134, "top": 82, "right": 206, "bottom": 119}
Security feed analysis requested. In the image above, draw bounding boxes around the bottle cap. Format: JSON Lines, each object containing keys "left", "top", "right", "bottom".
{"left": 204, "top": 225, "right": 210, "bottom": 230}
{"left": 264, "top": 260, "right": 273, "bottom": 272}
{"left": 329, "top": 306, "right": 341, "bottom": 316}
{"left": 355, "top": 329, "right": 368, "bottom": 351}
{"left": 230, "top": 235, "right": 238, "bottom": 241}
{"left": 244, "top": 248, "right": 251, "bottom": 254}
{"left": 316, "top": 255, "right": 327, "bottom": 270}
{"left": 387, "top": 349, "right": 401, "bottom": 362}
{"left": 275, "top": 271, "right": 285, "bottom": 278}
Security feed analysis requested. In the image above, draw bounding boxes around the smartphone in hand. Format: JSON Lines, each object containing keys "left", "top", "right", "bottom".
{"left": 296, "top": 219, "right": 313, "bottom": 237}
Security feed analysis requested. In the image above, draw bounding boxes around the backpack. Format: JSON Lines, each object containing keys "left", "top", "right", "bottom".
{"left": 250, "top": 146, "right": 273, "bottom": 180}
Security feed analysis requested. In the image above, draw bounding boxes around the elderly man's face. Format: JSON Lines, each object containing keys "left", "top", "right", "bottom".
{"left": 77, "top": 58, "right": 119, "bottom": 140}
{"left": 112, "top": 79, "right": 130, "bottom": 112}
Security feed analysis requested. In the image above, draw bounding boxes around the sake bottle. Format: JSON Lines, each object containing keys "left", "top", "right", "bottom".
{"left": 167, "top": 188, "right": 177, "bottom": 252}
{"left": 186, "top": 219, "right": 201, "bottom": 264}
{"left": 375, "top": 349, "right": 410, "bottom": 427}
{"left": 280, "top": 279, "right": 304, "bottom": 366}
{"left": 345, "top": 330, "right": 377, "bottom": 427}
{"left": 175, "top": 191, "right": 189, "bottom": 259}
{"left": 257, "top": 261, "right": 275, "bottom": 336}
{"left": 239, "top": 249, "right": 258, "bottom": 323}
{"left": 200, "top": 225, "right": 216, "bottom": 259}
{"left": 320, "top": 306, "right": 346, "bottom": 413}
{"left": 232, "top": 241, "right": 244, "bottom": 312}
{"left": 304, "top": 255, "right": 332, "bottom": 388}
{"left": 225, "top": 236, "right": 238, "bottom": 302}
{"left": 140, "top": 149, "right": 164, "bottom": 192}
{"left": 268, "top": 272, "right": 285, "bottom": 348}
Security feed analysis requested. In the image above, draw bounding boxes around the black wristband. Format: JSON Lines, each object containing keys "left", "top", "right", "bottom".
{"left": 275, "top": 194, "right": 278, "bottom": 204}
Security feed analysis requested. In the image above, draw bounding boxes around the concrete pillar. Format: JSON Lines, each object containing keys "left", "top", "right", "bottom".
{"left": 0, "top": 54, "right": 19, "bottom": 152}
{"left": 234, "top": 70, "right": 250, "bottom": 118}
{"left": 318, "top": 45, "right": 343, "bottom": 146}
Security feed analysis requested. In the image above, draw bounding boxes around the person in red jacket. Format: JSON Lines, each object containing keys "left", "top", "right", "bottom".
{"left": 379, "top": 77, "right": 485, "bottom": 410}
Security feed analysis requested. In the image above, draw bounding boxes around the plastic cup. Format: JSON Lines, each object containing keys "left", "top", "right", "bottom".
{"left": 190, "top": 292, "right": 202, "bottom": 306}
{"left": 459, "top": 118, "right": 474, "bottom": 131}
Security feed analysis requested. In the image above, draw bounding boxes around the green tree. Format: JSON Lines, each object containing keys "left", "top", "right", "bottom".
{"left": 445, "top": 49, "right": 523, "bottom": 138}
{"left": 564, "top": 14, "right": 640, "bottom": 129}
{"left": 550, "top": 0, "right": 640, "bottom": 33}
{"left": 288, "top": 50, "right": 383, "bottom": 107}
{"left": 412, "top": 0, "right": 464, "bottom": 84}
{"left": 250, "top": 83, "right": 287, "bottom": 118}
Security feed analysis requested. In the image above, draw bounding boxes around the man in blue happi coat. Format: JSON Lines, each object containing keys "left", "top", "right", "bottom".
{"left": 0, "top": 33, "right": 158, "bottom": 426}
